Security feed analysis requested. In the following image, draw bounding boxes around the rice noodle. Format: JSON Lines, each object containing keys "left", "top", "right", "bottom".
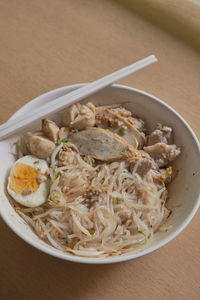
{"left": 18, "top": 155, "right": 170, "bottom": 257}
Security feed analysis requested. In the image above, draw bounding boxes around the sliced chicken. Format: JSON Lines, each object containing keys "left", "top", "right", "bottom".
{"left": 143, "top": 143, "right": 181, "bottom": 167}
{"left": 148, "top": 124, "right": 173, "bottom": 146}
{"left": 42, "top": 118, "right": 59, "bottom": 142}
{"left": 69, "top": 127, "right": 141, "bottom": 162}
{"left": 23, "top": 132, "right": 55, "bottom": 159}
{"left": 95, "top": 108, "right": 146, "bottom": 149}
{"left": 62, "top": 102, "right": 96, "bottom": 130}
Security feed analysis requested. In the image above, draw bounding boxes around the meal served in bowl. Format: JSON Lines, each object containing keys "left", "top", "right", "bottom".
{"left": 7, "top": 101, "right": 181, "bottom": 258}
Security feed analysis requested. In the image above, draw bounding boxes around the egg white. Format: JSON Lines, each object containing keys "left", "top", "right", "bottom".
{"left": 7, "top": 155, "right": 50, "bottom": 208}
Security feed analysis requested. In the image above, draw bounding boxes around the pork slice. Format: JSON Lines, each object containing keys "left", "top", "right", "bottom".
{"left": 143, "top": 143, "right": 181, "bottom": 167}
{"left": 69, "top": 127, "right": 141, "bottom": 162}
{"left": 111, "top": 107, "right": 132, "bottom": 118}
{"left": 148, "top": 124, "right": 173, "bottom": 146}
{"left": 127, "top": 117, "right": 145, "bottom": 131}
{"left": 130, "top": 158, "right": 154, "bottom": 176}
{"left": 111, "top": 107, "right": 145, "bottom": 131}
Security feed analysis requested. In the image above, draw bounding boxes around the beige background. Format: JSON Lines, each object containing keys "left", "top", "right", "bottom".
{"left": 0, "top": 0, "right": 199, "bottom": 299}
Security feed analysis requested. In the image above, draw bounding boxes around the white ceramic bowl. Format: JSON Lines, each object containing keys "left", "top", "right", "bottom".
{"left": 0, "top": 84, "right": 199, "bottom": 264}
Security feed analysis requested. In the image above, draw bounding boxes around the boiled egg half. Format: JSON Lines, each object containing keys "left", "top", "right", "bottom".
{"left": 7, "top": 155, "right": 49, "bottom": 207}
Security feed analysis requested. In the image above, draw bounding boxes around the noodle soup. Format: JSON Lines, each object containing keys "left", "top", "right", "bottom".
{"left": 7, "top": 101, "right": 181, "bottom": 258}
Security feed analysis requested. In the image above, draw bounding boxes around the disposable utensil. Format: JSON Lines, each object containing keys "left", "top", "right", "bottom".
{"left": 0, "top": 55, "right": 157, "bottom": 140}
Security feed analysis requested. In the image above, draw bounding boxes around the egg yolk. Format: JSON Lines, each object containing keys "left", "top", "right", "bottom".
{"left": 9, "top": 163, "right": 39, "bottom": 194}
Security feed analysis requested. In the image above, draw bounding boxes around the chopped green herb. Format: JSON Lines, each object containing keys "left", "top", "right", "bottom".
{"left": 56, "top": 152, "right": 60, "bottom": 159}
{"left": 61, "top": 137, "right": 68, "bottom": 143}
{"left": 65, "top": 236, "right": 69, "bottom": 243}
{"left": 118, "top": 128, "right": 126, "bottom": 136}
{"left": 56, "top": 171, "right": 62, "bottom": 178}
{"left": 91, "top": 158, "right": 96, "bottom": 167}
{"left": 56, "top": 139, "right": 61, "bottom": 146}
{"left": 116, "top": 197, "right": 124, "bottom": 202}
{"left": 138, "top": 128, "right": 143, "bottom": 132}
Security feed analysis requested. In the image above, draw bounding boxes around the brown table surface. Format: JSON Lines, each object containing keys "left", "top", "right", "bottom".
{"left": 0, "top": 0, "right": 200, "bottom": 299}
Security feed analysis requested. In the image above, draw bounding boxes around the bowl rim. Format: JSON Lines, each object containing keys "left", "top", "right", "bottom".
{"left": 1, "top": 83, "right": 200, "bottom": 264}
